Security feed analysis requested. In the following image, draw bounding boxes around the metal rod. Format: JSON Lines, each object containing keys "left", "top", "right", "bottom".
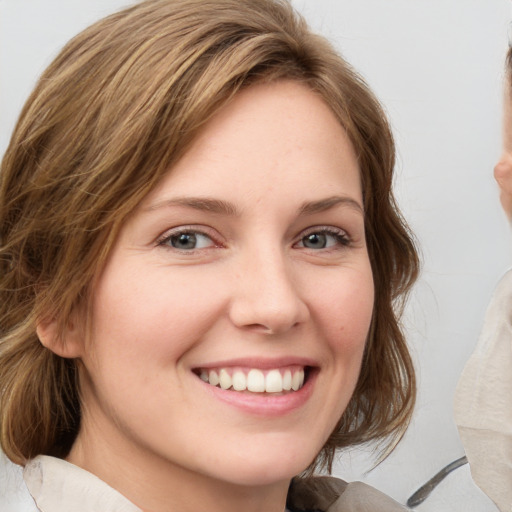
{"left": 407, "top": 456, "right": 468, "bottom": 508}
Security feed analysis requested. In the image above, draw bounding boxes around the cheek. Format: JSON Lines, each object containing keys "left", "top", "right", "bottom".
{"left": 315, "top": 266, "right": 374, "bottom": 351}
{"left": 307, "top": 266, "right": 374, "bottom": 432}
{"left": 303, "top": 263, "right": 374, "bottom": 414}
{"left": 86, "top": 263, "right": 226, "bottom": 368}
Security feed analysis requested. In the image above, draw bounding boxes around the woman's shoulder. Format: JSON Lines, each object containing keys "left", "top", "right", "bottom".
{"left": 23, "top": 455, "right": 141, "bottom": 512}
{"left": 287, "top": 475, "right": 408, "bottom": 512}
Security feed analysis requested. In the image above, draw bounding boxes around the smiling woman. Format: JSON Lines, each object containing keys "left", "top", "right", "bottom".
{"left": 0, "top": 1, "right": 418, "bottom": 511}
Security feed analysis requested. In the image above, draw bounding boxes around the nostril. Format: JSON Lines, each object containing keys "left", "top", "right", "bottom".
{"left": 242, "top": 321, "right": 301, "bottom": 335}
{"left": 246, "top": 323, "right": 276, "bottom": 335}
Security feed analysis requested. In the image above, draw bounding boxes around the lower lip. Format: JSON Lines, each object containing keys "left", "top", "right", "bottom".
{"left": 198, "top": 370, "right": 316, "bottom": 417}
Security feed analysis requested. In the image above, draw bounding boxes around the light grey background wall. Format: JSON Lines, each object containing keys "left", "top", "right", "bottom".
{"left": 1, "top": 0, "right": 510, "bottom": 510}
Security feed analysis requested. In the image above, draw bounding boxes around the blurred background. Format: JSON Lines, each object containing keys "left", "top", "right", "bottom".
{"left": 1, "top": 1, "right": 510, "bottom": 510}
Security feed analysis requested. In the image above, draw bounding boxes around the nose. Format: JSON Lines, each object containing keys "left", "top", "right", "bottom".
{"left": 228, "top": 249, "right": 310, "bottom": 335}
{"left": 494, "top": 153, "right": 512, "bottom": 219}
{"left": 494, "top": 153, "right": 512, "bottom": 185}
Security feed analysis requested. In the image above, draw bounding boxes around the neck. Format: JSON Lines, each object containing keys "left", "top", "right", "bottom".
{"left": 67, "top": 421, "right": 291, "bottom": 512}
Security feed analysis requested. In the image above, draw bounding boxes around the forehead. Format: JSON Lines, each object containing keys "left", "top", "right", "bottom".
{"left": 140, "top": 80, "right": 362, "bottom": 214}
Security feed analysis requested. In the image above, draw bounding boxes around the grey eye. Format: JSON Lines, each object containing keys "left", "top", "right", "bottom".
{"left": 301, "top": 233, "right": 328, "bottom": 249}
{"left": 170, "top": 233, "right": 198, "bottom": 249}
{"left": 165, "top": 232, "right": 214, "bottom": 250}
{"left": 297, "top": 229, "right": 350, "bottom": 250}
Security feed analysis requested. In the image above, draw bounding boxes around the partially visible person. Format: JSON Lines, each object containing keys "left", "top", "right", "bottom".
{"left": 495, "top": 48, "right": 512, "bottom": 221}
{"left": 454, "top": 46, "right": 512, "bottom": 512}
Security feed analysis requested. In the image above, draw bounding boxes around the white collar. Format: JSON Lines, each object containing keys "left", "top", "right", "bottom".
{"left": 23, "top": 455, "right": 141, "bottom": 512}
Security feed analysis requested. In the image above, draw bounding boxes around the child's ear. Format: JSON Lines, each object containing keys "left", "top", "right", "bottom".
{"left": 36, "top": 313, "right": 84, "bottom": 359}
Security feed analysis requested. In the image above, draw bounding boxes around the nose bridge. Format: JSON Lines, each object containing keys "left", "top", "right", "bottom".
{"left": 229, "top": 243, "right": 309, "bottom": 334}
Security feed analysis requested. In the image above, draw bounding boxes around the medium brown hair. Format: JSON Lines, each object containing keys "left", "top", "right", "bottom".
{"left": 0, "top": 0, "right": 419, "bottom": 471}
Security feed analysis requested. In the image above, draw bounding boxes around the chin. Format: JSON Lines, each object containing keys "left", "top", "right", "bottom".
{"left": 204, "top": 446, "right": 318, "bottom": 487}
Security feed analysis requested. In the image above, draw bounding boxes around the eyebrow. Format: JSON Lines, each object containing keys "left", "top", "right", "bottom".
{"left": 145, "top": 197, "right": 240, "bottom": 216}
{"left": 299, "top": 196, "right": 364, "bottom": 215}
{"left": 145, "top": 194, "right": 363, "bottom": 216}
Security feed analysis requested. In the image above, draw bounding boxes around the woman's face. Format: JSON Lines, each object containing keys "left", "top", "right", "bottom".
{"left": 494, "top": 74, "right": 512, "bottom": 219}
{"left": 69, "top": 81, "right": 374, "bottom": 502}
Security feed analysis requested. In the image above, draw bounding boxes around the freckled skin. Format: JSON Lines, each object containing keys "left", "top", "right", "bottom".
{"left": 64, "top": 81, "right": 375, "bottom": 512}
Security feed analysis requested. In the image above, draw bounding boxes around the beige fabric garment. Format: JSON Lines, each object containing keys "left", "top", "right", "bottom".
{"left": 24, "top": 456, "right": 141, "bottom": 512}
{"left": 23, "top": 455, "right": 407, "bottom": 512}
{"left": 454, "top": 269, "right": 512, "bottom": 512}
{"left": 288, "top": 475, "right": 408, "bottom": 511}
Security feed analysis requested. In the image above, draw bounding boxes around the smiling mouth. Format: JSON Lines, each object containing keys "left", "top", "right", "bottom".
{"left": 194, "top": 366, "right": 309, "bottom": 394}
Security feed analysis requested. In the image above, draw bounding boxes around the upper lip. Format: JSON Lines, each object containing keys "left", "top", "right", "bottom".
{"left": 191, "top": 356, "right": 319, "bottom": 371}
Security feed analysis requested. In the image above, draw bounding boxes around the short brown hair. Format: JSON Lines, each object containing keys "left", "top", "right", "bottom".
{"left": 0, "top": 0, "right": 419, "bottom": 471}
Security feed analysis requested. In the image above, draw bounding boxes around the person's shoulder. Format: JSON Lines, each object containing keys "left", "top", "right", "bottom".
{"left": 480, "top": 268, "right": 512, "bottom": 324}
{"left": 493, "top": 267, "right": 512, "bottom": 298}
{"left": 287, "top": 475, "right": 408, "bottom": 512}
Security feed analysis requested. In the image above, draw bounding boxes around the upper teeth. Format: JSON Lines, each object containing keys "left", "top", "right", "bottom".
{"left": 199, "top": 367, "right": 305, "bottom": 393}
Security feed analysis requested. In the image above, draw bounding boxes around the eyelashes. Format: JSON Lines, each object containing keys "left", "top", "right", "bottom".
{"left": 156, "top": 226, "right": 220, "bottom": 251}
{"left": 156, "top": 225, "right": 351, "bottom": 253}
{"left": 295, "top": 227, "right": 351, "bottom": 250}
{"left": 159, "top": 231, "right": 217, "bottom": 250}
